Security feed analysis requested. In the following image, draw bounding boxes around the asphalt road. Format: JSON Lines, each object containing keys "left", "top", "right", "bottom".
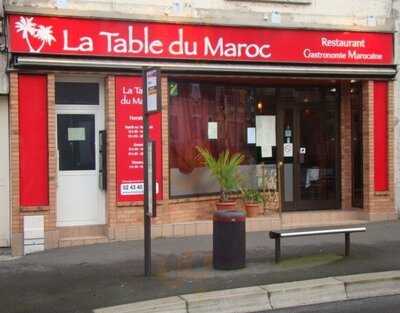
{"left": 263, "top": 295, "right": 400, "bottom": 313}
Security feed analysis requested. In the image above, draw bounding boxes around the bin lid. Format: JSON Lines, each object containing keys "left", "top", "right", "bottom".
{"left": 213, "top": 210, "right": 246, "bottom": 222}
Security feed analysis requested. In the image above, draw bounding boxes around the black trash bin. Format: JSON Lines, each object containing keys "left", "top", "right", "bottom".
{"left": 213, "top": 210, "right": 246, "bottom": 270}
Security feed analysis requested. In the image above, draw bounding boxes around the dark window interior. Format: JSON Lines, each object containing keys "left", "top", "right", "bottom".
{"left": 169, "top": 81, "right": 277, "bottom": 197}
{"left": 56, "top": 82, "right": 99, "bottom": 105}
{"left": 169, "top": 80, "right": 340, "bottom": 207}
{"left": 57, "top": 114, "right": 95, "bottom": 171}
{"left": 351, "top": 83, "right": 363, "bottom": 208}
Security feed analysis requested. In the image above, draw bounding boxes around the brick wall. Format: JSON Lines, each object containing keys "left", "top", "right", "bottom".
{"left": 105, "top": 76, "right": 117, "bottom": 239}
{"left": 9, "top": 72, "right": 397, "bottom": 253}
{"left": 9, "top": 72, "right": 21, "bottom": 255}
{"left": 106, "top": 77, "right": 397, "bottom": 242}
{"left": 45, "top": 73, "right": 59, "bottom": 248}
{"left": 106, "top": 75, "right": 221, "bottom": 240}
{"left": 9, "top": 72, "right": 59, "bottom": 255}
{"left": 362, "top": 81, "right": 396, "bottom": 220}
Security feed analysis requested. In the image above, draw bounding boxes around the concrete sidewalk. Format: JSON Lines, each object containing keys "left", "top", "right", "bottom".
{"left": 94, "top": 271, "right": 400, "bottom": 313}
{"left": 1, "top": 220, "right": 400, "bottom": 313}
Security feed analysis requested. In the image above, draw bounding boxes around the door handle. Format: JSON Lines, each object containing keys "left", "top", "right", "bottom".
{"left": 299, "top": 147, "right": 306, "bottom": 164}
{"left": 277, "top": 161, "right": 283, "bottom": 218}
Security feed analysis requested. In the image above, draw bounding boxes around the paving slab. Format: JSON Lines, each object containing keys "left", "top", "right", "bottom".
{"left": 181, "top": 286, "right": 270, "bottom": 313}
{"left": 335, "top": 270, "right": 400, "bottom": 299}
{"left": 261, "top": 277, "right": 347, "bottom": 309}
{"left": 93, "top": 296, "right": 187, "bottom": 313}
{"left": 94, "top": 272, "right": 400, "bottom": 313}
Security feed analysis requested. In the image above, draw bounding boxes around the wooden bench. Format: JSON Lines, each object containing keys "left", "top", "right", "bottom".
{"left": 269, "top": 225, "right": 367, "bottom": 263}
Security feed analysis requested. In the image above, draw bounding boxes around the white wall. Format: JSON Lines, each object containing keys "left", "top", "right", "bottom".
{"left": 0, "top": 95, "right": 10, "bottom": 247}
{"left": 392, "top": 0, "right": 400, "bottom": 215}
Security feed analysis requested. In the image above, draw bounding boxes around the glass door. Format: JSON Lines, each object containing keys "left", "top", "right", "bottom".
{"left": 279, "top": 87, "right": 340, "bottom": 211}
{"left": 280, "top": 108, "right": 295, "bottom": 210}
{"left": 55, "top": 79, "right": 105, "bottom": 227}
{"left": 297, "top": 103, "right": 339, "bottom": 209}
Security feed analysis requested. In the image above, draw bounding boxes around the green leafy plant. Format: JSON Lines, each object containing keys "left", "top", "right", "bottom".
{"left": 196, "top": 146, "right": 244, "bottom": 202}
{"left": 241, "top": 188, "right": 263, "bottom": 204}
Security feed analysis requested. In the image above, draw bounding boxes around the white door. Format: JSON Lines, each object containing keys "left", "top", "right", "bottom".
{"left": 0, "top": 96, "right": 10, "bottom": 247}
{"left": 56, "top": 79, "right": 105, "bottom": 227}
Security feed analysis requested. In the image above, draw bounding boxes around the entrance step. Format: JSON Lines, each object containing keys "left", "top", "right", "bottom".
{"left": 58, "top": 224, "right": 106, "bottom": 238}
{"left": 59, "top": 235, "right": 108, "bottom": 248}
{"left": 58, "top": 225, "right": 108, "bottom": 248}
{"left": 0, "top": 247, "right": 19, "bottom": 261}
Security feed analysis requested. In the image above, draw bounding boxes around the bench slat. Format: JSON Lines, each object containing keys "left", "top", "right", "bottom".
{"left": 269, "top": 226, "right": 366, "bottom": 238}
{"left": 269, "top": 225, "right": 366, "bottom": 263}
{"left": 280, "top": 227, "right": 366, "bottom": 237}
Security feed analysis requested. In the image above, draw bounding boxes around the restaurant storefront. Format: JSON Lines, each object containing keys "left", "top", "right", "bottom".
{"left": 6, "top": 13, "right": 397, "bottom": 254}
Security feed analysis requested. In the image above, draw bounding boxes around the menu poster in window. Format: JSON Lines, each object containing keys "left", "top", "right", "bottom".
{"left": 256, "top": 115, "right": 276, "bottom": 158}
{"left": 115, "top": 76, "right": 163, "bottom": 202}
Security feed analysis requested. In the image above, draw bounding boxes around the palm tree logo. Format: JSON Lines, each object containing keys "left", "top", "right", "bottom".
{"left": 15, "top": 16, "right": 56, "bottom": 53}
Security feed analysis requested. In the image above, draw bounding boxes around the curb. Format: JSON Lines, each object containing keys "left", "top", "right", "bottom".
{"left": 93, "top": 271, "right": 400, "bottom": 313}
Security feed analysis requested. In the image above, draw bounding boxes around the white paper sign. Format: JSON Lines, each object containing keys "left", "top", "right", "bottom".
{"left": 146, "top": 69, "right": 158, "bottom": 112}
{"left": 261, "top": 145, "right": 272, "bottom": 158}
{"left": 256, "top": 115, "right": 276, "bottom": 158}
{"left": 68, "top": 127, "right": 85, "bottom": 141}
{"left": 284, "top": 143, "right": 293, "bottom": 157}
{"left": 247, "top": 127, "right": 256, "bottom": 144}
{"left": 208, "top": 122, "right": 218, "bottom": 140}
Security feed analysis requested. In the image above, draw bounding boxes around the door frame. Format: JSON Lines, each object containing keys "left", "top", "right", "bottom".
{"left": 55, "top": 76, "right": 106, "bottom": 226}
{"left": 277, "top": 87, "right": 341, "bottom": 211}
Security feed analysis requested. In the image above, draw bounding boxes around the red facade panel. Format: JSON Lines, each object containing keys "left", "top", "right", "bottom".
{"left": 115, "top": 76, "right": 163, "bottom": 202}
{"left": 374, "top": 81, "right": 389, "bottom": 192}
{"left": 8, "top": 14, "right": 393, "bottom": 65}
{"left": 19, "top": 74, "right": 49, "bottom": 207}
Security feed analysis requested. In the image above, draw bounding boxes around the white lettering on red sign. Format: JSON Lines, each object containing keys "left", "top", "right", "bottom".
{"left": 9, "top": 15, "right": 394, "bottom": 65}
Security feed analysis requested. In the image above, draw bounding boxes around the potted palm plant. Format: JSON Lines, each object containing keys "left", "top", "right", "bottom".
{"left": 241, "top": 188, "right": 263, "bottom": 217}
{"left": 196, "top": 146, "right": 244, "bottom": 210}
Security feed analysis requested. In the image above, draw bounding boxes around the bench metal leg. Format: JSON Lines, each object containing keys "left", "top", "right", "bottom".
{"left": 345, "top": 233, "right": 350, "bottom": 257}
{"left": 275, "top": 237, "right": 281, "bottom": 263}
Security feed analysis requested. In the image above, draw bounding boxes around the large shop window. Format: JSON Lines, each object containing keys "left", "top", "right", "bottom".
{"left": 169, "top": 81, "right": 277, "bottom": 197}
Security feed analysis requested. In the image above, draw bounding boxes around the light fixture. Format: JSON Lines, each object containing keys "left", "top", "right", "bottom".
{"left": 257, "top": 101, "right": 263, "bottom": 110}
{"left": 330, "top": 88, "right": 337, "bottom": 93}
{"left": 350, "top": 79, "right": 358, "bottom": 83}
{"left": 271, "top": 11, "right": 281, "bottom": 24}
{"left": 367, "top": 16, "right": 377, "bottom": 27}
{"left": 56, "top": 0, "right": 68, "bottom": 8}
{"left": 350, "top": 88, "right": 355, "bottom": 93}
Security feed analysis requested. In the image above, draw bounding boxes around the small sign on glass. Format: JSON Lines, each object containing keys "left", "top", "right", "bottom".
{"left": 247, "top": 127, "right": 256, "bottom": 144}
{"left": 144, "top": 68, "right": 161, "bottom": 114}
{"left": 284, "top": 143, "right": 293, "bottom": 157}
{"left": 68, "top": 127, "right": 85, "bottom": 141}
{"left": 208, "top": 122, "right": 218, "bottom": 140}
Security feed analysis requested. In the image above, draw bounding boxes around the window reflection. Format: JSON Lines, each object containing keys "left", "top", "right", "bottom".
{"left": 169, "top": 81, "right": 277, "bottom": 197}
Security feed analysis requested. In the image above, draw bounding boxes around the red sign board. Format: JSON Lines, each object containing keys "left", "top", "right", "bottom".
{"left": 115, "top": 76, "right": 163, "bottom": 202}
{"left": 8, "top": 14, "right": 393, "bottom": 65}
